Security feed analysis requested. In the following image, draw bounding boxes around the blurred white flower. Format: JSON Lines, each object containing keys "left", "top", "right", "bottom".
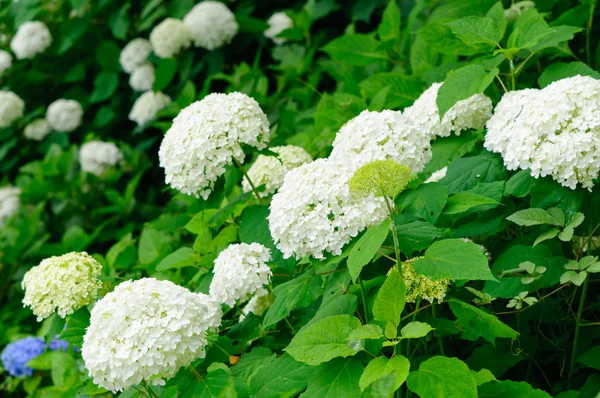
{"left": 0, "top": 91, "right": 25, "bottom": 128}
{"left": 23, "top": 118, "right": 51, "bottom": 141}
{"left": 159, "top": 92, "right": 270, "bottom": 199}
{"left": 183, "top": 1, "right": 238, "bottom": 50}
{"left": 10, "top": 21, "right": 52, "bottom": 59}
{"left": 239, "top": 288, "right": 273, "bottom": 321}
{"left": 0, "top": 50, "right": 12, "bottom": 75}
{"left": 46, "top": 99, "right": 83, "bottom": 132}
{"left": 119, "top": 38, "right": 152, "bottom": 73}
{"left": 82, "top": 278, "right": 222, "bottom": 392}
{"left": 129, "top": 63, "right": 155, "bottom": 92}
{"left": 128, "top": 91, "right": 171, "bottom": 126}
{"left": 149, "top": 18, "right": 192, "bottom": 58}
{"left": 265, "top": 12, "right": 293, "bottom": 45}
{"left": 504, "top": 1, "right": 536, "bottom": 22}
{"left": 0, "top": 186, "right": 20, "bottom": 226}
{"left": 80, "top": 141, "right": 123, "bottom": 176}
{"left": 22, "top": 252, "right": 102, "bottom": 321}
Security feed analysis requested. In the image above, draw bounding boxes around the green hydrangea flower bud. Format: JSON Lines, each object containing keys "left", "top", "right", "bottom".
{"left": 348, "top": 160, "right": 413, "bottom": 198}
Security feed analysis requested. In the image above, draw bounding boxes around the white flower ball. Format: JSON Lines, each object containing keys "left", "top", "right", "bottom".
{"left": 183, "top": 1, "right": 238, "bottom": 50}
{"left": 0, "top": 91, "right": 25, "bottom": 128}
{"left": 484, "top": 75, "right": 600, "bottom": 190}
{"left": 329, "top": 110, "right": 432, "bottom": 173}
{"left": 0, "top": 186, "right": 20, "bottom": 226}
{"left": 10, "top": 21, "right": 52, "bottom": 59}
{"left": 80, "top": 141, "right": 123, "bottom": 176}
{"left": 82, "top": 278, "right": 222, "bottom": 392}
{"left": 23, "top": 118, "right": 51, "bottom": 141}
{"left": 159, "top": 92, "right": 270, "bottom": 199}
{"left": 239, "top": 288, "right": 273, "bottom": 322}
{"left": 242, "top": 145, "right": 312, "bottom": 197}
{"left": 149, "top": 18, "right": 192, "bottom": 58}
{"left": 22, "top": 252, "right": 102, "bottom": 321}
{"left": 0, "top": 50, "right": 12, "bottom": 75}
{"left": 269, "top": 158, "right": 388, "bottom": 259}
{"left": 424, "top": 167, "right": 447, "bottom": 183}
{"left": 209, "top": 243, "right": 272, "bottom": 307}
{"left": 129, "top": 63, "right": 155, "bottom": 92}
{"left": 265, "top": 12, "right": 293, "bottom": 45}
{"left": 46, "top": 99, "right": 83, "bottom": 132}
{"left": 128, "top": 91, "right": 171, "bottom": 126}
{"left": 119, "top": 38, "right": 152, "bottom": 73}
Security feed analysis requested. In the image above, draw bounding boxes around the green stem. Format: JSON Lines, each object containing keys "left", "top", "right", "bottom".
{"left": 406, "top": 299, "right": 421, "bottom": 362}
{"left": 587, "top": 1, "right": 596, "bottom": 67}
{"left": 233, "top": 158, "right": 262, "bottom": 204}
{"left": 285, "top": 318, "right": 297, "bottom": 334}
{"left": 358, "top": 277, "right": 369, "bottom": 323}
{"left": 432, "top": 304, "right": 445, "bottom": 356}
{"left": 568, "top": 277, "right": 589, "bottom": 387}
{"left": 383, "top": 196, "right": 401, "bottom": 267}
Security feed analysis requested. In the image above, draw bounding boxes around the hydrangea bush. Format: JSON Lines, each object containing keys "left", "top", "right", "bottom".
{"left": 1, "top": 1, "right": 599, "bottom": 397}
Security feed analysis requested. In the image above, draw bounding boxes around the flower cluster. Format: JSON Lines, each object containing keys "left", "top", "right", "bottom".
{"left": 23, "top": 118, "right": 51, "bottom": 141}
{"left": 183, "top": 1, "right": 238, "bottom": 50}
{"left": 128, "top": 90, "right": 171, "bottom": 126}
{"left": 81, "top": 278, "right": 222, "bottom": 392}
{"left": 129, "top": 63, "right": 155, "bottom": 92}
{"left": 1, "top": 337, "right": 73, "bottom": 377}
{"left": 80, "top": 141, "right": 124, "bottom": 176}
{"left": 46, "top": 99, "right": 83, "bottom": 133}
{"left": 484, "top": 75, "right": 600, "bottom": 189}
{"left": 149, "top": 18, "right": 192, "bottom": 58}
{"left": 0, "top": 91, "right": 25, "bottom": 128}
{"left": 159, "top": 92, "right": 270, "bottom": 199}
{"left": 0, "top": 186, "right": 20, "bottom": 226}
{"left": 348, "top": 160, "right": 412, "bottom": 198}
{"left": 119, "top": 38, "right": 152, "bottom": 73}
{"left": 402, "top": 260, "right": 451, "bottom": 303}
{"left": 210, "top": 243, "right": 272, "bottom": 306}
{"left": 242, "top": 145, "right": 312, "bottom": 197}
{"left": 269, "top": 158, "right": 388, "bottom": 259}
{"left": 22, "top": 252, "right": 103, "bottom": 321}
{"left": 239, "top": 288, "right": 273, "bottom": 321}
{"left": 265, "top": 12, "right": 293, "bottom": 45}
{"left": 0, "top": 50, "right": 12, "bottom": 76}
{"left": 10, "top": 21, "right": 52, "bottom": 59}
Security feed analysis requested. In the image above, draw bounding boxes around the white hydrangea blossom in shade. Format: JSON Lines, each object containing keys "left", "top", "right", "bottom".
{"left": 0, "top": 91, "right": 25, "bottom": 128}
{"left": 129, "top": 63, "right": 155, "bottom": 92}
{"left": 239, "top": 288, "right": 273, "bottom": 322}
{"left": 265, "top": 12, "right": 293, "bottom": 45}
{"left": 82, "top": 278, "right": 222, "bottom": 392}
{"left": 46, "top": 99, "right": 83, "bottom": 132}
{"left": 403, "top": 82, "right": 493, "bottom": 139}
{"left": 119, "top": 38, "right": 152, "bottom": 73}
{"left": 23, "top": 118, "right": 51, "bottom": 141}
{"left": 424, "top": 167, "right": 447, "bottom": 183}
{"left": 183, "top": 1, "right": 238, "bottom": 50}
{"left": 22, "top": 252, "right": 102, "bottom": 321}
{"left": 269, "top": 158, "right": 388, "bottom": 259}
{"left": 149, "top": 18, "right": 192, "bottom": 58}
{"left": 128, "top": 91, "right": 171, "bottom": 126}
{"left": 329, "top": 110, "right": 432, "bottom": 173}
{"left": 484, "top": 75, "right": 600, "bottom": 190}
{"left": 0, "top": 50, "right": 12, "bottom": 75}
{"left": 159, "top": 92, "right": 270, "bottom": 199}
{"left": 80, "top": 141, "right": 123, "bottom": 176}
{"left": 0, "top": 187, "right": 20, "bottom": 226}
{"left": 10, "top": 21, "right": 52, "bottom": 59}
{"left": 504, "top": 1, "right": 536, "bottom": 22}
{"left": 242, "top": 145, "right": 312, "bottom": 197}
{"left": 209, "top": 243, "right": 272, "bottom": 306}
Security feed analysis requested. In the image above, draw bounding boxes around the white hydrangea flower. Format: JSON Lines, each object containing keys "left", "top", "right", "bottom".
{"left": 242, "top": 145, "right": 312, "bottom": 197}
{"left": 403, "top": 82, "right": 493, "bottom": 139}
{"left": 128, "top": 91, "right": 171, "bottom": 126}
{"left": 119, "top": 38, "right": 152, "bottom": 73}
{"left": 484, "top": 75, "right": 600, "bottom": 190}
{"left": 82, "top": 278, "right": 222, "bottom": 392}
{"left": 239, "top": 288, "right": 273, "bottom": 322}
{"left": 329, "top": 110, "right": 432, "bottom": 173}
{"left": 209, "top": 243, "right": 272, "bottom": 307}
{"left": 129, "top": 63, "right": 155, "bottom": 92}
{"left": 10, "top": 21, "right": 52, "bottom": 59}
{"left": 159, "top": 92, "right": 270, "bottom": 199}
{"left": 0, "top": 186, "right": 20, "bottom": 226}
{"left": 149, "top": 18, "right": 192, "bottom": 58}
{"left": 504, "top": 1, "right": 536, "bottom": 22}
{"left": 265, "top": 12, "right": 293, "bottom": 45}
{"left": 183, "top": 1, "right": 238, "bottom": 50}
{"left": 23, "top": 118, "right": 51, "bottom": 141}
{"left": 0, "top": 91, "right": 25, "bottom": 128}
{"left": 46, "top": 99, "right": 83, "bottom": 132}
{"left": 424, "top": 167, "right": 447, "bottom": 183}
{"left": 22, "top": 252, "right": 102, "bottom": 321}
{"left": 269, "top": 158, "right": 388, "bottom": 259}
{"left": 80, "top": 141, "right": 123, "bottom": 176}
{"left": 0, "top": 50, "right": 12, "bottom": 75}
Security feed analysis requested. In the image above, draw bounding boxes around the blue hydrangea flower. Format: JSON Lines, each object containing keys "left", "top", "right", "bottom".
{"left": 1, "top": 337, "right": 45, "bottom": 377}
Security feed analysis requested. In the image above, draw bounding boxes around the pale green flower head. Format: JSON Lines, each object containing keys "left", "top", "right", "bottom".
{"left": 348, "top": 160, "right": 413, "bottom": 198}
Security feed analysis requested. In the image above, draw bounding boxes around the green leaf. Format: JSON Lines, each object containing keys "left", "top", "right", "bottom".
{"left": 443, "top": 192, "right": 500, "bottom": 215}
{"left": 59, "top": 307, "right": 90, "bottom": 347}
{"left": 466, "top": 342, "right": 525, "bottom": 377}
{"left": 373, "top": 269, "right": 406, "bottom": 327}
{"left": 505, "top": 170, "right": 535, "bottom": 198}
{"left": 441, "top": 152, "right": 507, "bottom": 194}
{"left": 284, "top": 315, "right": 363, "bottom": 366}
{"left": 378, "top": 1, "right": 401, "bottom": 42}
{"left": 138, "top": 226, "right": 169, "bottom": 265}
{"left": 348, "top": 219, "right": 391, "bottom": 282}
{"left": 472, "top": 369, "right": 496, "bottom": 386}
{"left": 437, "top": 64, "right": 498, "bottom": 118}
{"left": 395, "top": 217, "right": 449, "bottom": 254}
{"left": 486, "top": 2, "right": 506, "bottom": 38}
{"left": 108, "top": 4, "right": 131, "bottom": 40}
{"left": 347, "top": 324, "right": 383, "bottom": 340}
{"left": 419, "top": 23, "right": 488, "bottom": 56}
{"left": 263, "top": 268, "right": 324, "bottom": 327}
{"left": 413, "top": 239, "right": 495, "bottom": 281}
{"left": 153, "top": 58, "right": 179, "bottom": 91}
{"left": 307, "top": 293, "right": 358, "bottom": 328}
{"left": 27, "top": 352, "right": 54, "bottom": 370}
{"left": 51, "top": 352, "right": 79, "bottom": 389}
{"left": 449, "top": 298, "right": 519, "bottom": 344}
{"left": 360, "top": 73, "right": 422, "bottom": 109}
{"left": 478, "top": 380, "right": 552, "bottom": 397}
{"left": 507, "top": 13, "right": 554, "bottom": 49}
{"left": 422, "top": 130, "right": 482, "bottom": 175}
{"left": 302, "top": 359, "right": 363, "bottom": 397}
{"left": 89, "top": 71, "right": 119, "bottom": 104}
{"left": 360, "top": 355, "right": 410, "bottom": 392}
{"left": 361, "top": 373, "right": 397, "bottom": 398}
{"left": 538, "top": 62, "right": 600, "bottom": 88}
{"left": 506, "top": 208, "right": 558, "bottom": 226}
{"left": 249, "top": 354, "right": 316, "bottom": 397}
{"left": 577, "top": 346, "right": 600, "bottom": 370}
{"left": 368, "top": 86, "right": 390, "bottom": 112}
{"left": 95, "top": 41, "right": 120, "bottom": 72}
{"left": 322, "top": 34, "right": 388, "bottom": 66}
{"left": 400, "top": 321, "right": 433, "bottom": 339}
{"left": 446, "top": 16, "right": 501, "bottom": 46}
{"left": 533, "top": 229, "right": 560, "bottom": 246}
{"left": 156, "top": 247, "right": 197, "bottom": 271}
{"left": 407, "top": 356, "right": 477, "bottom": 398}
{"left": 45, "top": 315, "right": 66, "bottom": 346}
{"left": 181, "top": 369, "right": 236, "bottom": 398}
{"left": 396, "top": 183, "right": 448, "bottom": 224}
